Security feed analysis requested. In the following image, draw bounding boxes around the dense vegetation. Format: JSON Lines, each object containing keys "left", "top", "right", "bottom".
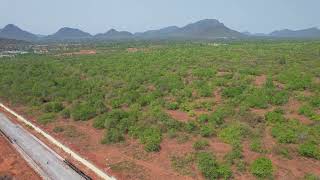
{"left": 0, "top": 41, "right": 320, "bottom": 179}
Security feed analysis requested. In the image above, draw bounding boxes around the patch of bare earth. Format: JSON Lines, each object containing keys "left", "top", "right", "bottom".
{"left": 0, "top": 135, "right": 41, "bottom": 180}
{"left": 253, "top": 74, "right": 266, "bottom": 87}
{"left": 283, "top": 98, "right": 313, "bottom": 124}
{"left": 250, "top": 107, "right": 274, "bottom": 117}
{"left": 209, "top": 138, "right": 232, "bottom": 161}
{"left": 166, "top": 110, "right": 191, "bottom": 122}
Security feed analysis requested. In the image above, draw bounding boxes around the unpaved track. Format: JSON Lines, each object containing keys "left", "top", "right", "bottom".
{"left": 0, "top": 113, "right": 85, "bottom": 180}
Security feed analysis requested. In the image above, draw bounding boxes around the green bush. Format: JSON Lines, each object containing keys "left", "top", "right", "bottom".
{"left": 193, "top": 139, "right": 209, "bottom": 150}
{"left": 298, "top": 105, "right": 320, "bottom": 121}
{"left": 139, "top": 128, "right": 162, "bottom": 152}
{"left": 60, "top": 108, "right": 70, "bottom": 118}
{"left": 245, "top": 89, "right": 269, "bottom": 109}
{"left": 200, "top": 125, "right": 214, "bottom": 137}
{"left": 310, "top": 96, "right": 320, "bottom": 108}
{"left": 250, "top": 157, "right": 273, "bottom": 178}
{"left": 71, "top": 103, "right": 96, "bottom": 121}
{"left": 265, "top": 110, "right": 285, "bottom": 124}
{"left": 197, "top": 152, "right": 220, "bottom": 179}
{"left": 197, "top": 152, "right": 232, "bottom": 179}
{"left": 298, "top": 142, "right": 320, "bottom": 160}
{"left": 102, "top": 128, "right": 124, "bottom": 144}
{"left": 208, "top": 107, "right": 230, "bottom": 125}
{"left": 166, "top": 102, "right": 179, "bottom": 110}
{"left": 93, "top": 114, "right": 107, "bottom": 129}
{"left": 198, "top": 114, "right": 209, "bottom": 123}
{"left": 185, "top": 121, "right": 198, "bottom": 133}
{"left": 43, "top": 102, "right": 64, "bottom": 113}
{"left": 222, "top": 86, "right": 245, "bottom": 98}
{"left": 224, "top": 143, "right": 243, "bottom": 165}
{"left": 38, "top": 113, "right": 56, "bottom": 124}
{"left": 250, "top": 138, "right": 264, "bottom": 153}
{"left": 218, "top": 123, "right": 246, "bottom": 144}
{"left": 270, "top": 91, "right": 289, "bottom": 105}
{"left": 53, "top": 126, "right": 64, "bottom": 133}
{"left": 217, "top": 164, "right": 232, "bottom": 179}
{"left": 271, "top": 123, "right": 297, "bottom": 143}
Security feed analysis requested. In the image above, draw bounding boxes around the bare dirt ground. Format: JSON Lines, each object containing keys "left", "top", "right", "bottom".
{"left": 166, "top": 110, "right": 191, "bottom": 122}
{"left": 253, "top": 74, "right": 267, "bottom": 87}
{"left": 0, "top": 134, "right": 41, "bottom": 180}
{"left": 283, "top": 98, "right": 314, "bottom": 124}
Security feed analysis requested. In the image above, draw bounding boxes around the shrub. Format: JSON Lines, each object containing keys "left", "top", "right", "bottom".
{"left": 298, "top": 105, "right": 319, "bottom": 121}
{"left": 271, "top": 123, "right": 297, "bottom": 143}
{"left": 222, "top": 86, "right": 245, "bottom": 98}
{"left": 166, "top": 102, "right": 179, "bottom": 110}
{"left": 185, "top": 121, "right": 197, "bottom": 133}
{"left": 139, "top": 128, "right": 162, "bottom": 152}
{"left": 245, "top": 89, "right": 269, "bottom": 109}
{"left": 93, "top": 114, "right": 107, "bottom": 129}
{"left": 310, "top": 96, "right": 320, "bottom": 108}
{"left": 197, "top": 152, "right": 220, "bottom": 179}
{"left": 43, "top": 102, "right": 64, "bottom": 113}
{"left": 60, "top": 108, "right": 70, "bottom": 118}
{"left": 53, "top": 126, "right": 64, "bottom": 133}
{"left": 193, "top": 139, "right": 209, "bottom": 150}
{"left": 250, "top": 138, "right": 264, "bottom": 153}
{"left": 218, "top": 123, "right": 246, "bottom": 144}
{"left": 200, "top": 125, "right": 214, "bottom": 137}
{"left": 197, "top": 152, "right": 232, "bottom": 179}
{"left": 71, "top": 103, "right": 96, "bottom": 121}
{"left": 38, "top": 113, "right": 56, "bottom": 124}
{"left": 102, "top": 128, "right": 124, "bottom": 144}
{"left": 224, "top": 143, "right": 243, "bottom": 165}
{"left": 250, "top": 157, "right": 273, "bottom": 178}
{"left": 198, "top": 114, "right": 209, "bottom": 123}
{"left": 217, "top": 164, "right": 232, "bottom": 179}
{"left": 170, "top": 153, "right": 195, "bottom": 176}
{"left": 198, "top": 85, "right": 212, "bottom": 97}
{"left": 298, "top": 142, "right": 320, "bottom": 160}
{"left": 265, "top": 111, "right": 285, "bottom": 124}
{"left": 270, "top": 91, "right": 289, "bottom": 105}
{"left": 208, "top": 107, "right": 230, "bottom": 125}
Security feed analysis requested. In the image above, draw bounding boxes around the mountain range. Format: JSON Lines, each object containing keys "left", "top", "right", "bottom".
{"left": 0, "top": 19, "right": 320, "bottom": 42}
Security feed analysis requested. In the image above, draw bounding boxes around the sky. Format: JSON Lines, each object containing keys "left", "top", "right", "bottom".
{"left": 1, "top": 0, "right": 319, "bottom": 35}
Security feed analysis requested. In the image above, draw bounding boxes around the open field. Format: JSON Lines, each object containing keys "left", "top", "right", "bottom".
{"left": 0, "top": 41, "right": 320, "bottom": 179}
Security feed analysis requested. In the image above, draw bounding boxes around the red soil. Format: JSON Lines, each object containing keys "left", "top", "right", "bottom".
{"left": 0, "top": 135, "right": 41, "bottom": 180}
{"left": 283, "top": 98, "right": 313, "bottom": 124}
{"left": 209, "top": 138, "right": 232, "bottom": 160}
{"left": 166, "top": 110, "right": 191, "bottom": 122}
{"left": 253, "top": 74, "right": 267, "bottom": 87}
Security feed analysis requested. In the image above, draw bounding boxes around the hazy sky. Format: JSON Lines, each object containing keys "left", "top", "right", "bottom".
{"left": 1, "top": 0, "right": 319, "bottom": 35}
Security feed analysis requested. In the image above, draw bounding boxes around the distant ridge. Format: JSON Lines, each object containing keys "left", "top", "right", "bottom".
{"left": 46, "top": 27, "right": 92, "bottom": 40}
{"left": 0, "top": 24, "right": 38, "bottom": 41}
{"left": 135, "top": 19, "right": 244, "bottom": 39}
{"left": 1, "top": 20, "right": 319, "bottom": 41}
{"left": 270, "top": 27, "right": 320, "bottom": 38}
{"left": 95, "top": 29, "right": 133, "bottom": 39}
